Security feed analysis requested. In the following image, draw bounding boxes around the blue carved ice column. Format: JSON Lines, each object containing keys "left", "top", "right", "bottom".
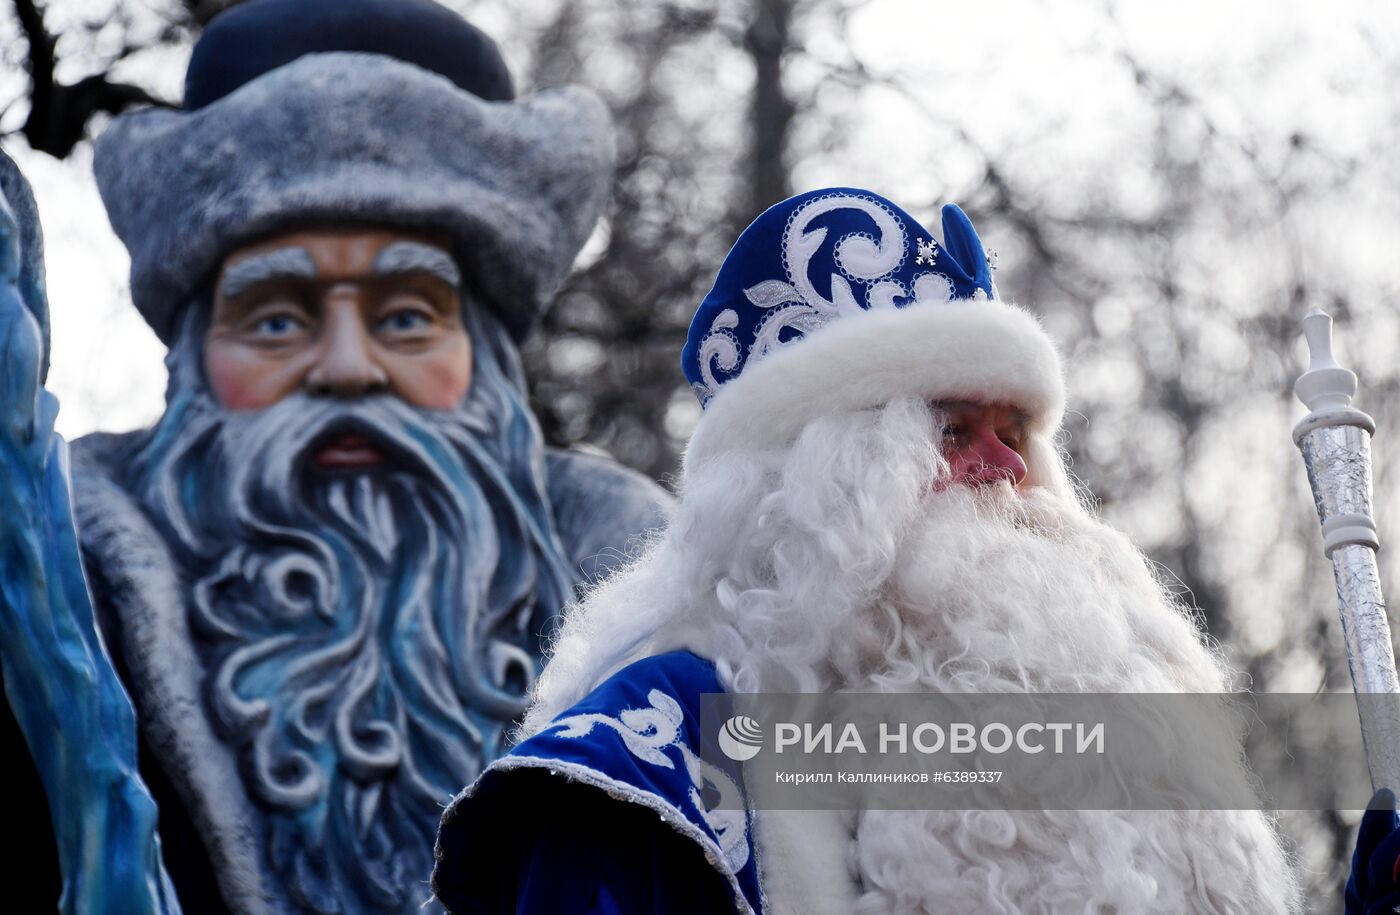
{"left": 0, "top": 152, "right": 180, "bottom": 914}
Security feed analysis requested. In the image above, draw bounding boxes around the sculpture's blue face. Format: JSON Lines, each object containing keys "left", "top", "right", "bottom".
{"left": 205, "top": 229, "right": 475, "bottom": 432}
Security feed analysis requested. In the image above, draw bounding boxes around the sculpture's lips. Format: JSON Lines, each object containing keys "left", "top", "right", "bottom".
{"left": 313, "top": 432, "right": 387, "bottom": 468}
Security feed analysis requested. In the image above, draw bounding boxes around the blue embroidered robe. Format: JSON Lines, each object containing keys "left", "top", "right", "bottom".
{"left": 433, "top": 651, "right": 763, "bottom": 914}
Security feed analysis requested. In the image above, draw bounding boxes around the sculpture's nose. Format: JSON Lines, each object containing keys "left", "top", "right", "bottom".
{"left": 304, "top": 290, "right": 389, "bottom": 398}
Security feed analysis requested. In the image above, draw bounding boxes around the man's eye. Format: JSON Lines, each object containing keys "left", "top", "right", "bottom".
{"left": 941, "top": 424, "right": 964, "bottom": 439}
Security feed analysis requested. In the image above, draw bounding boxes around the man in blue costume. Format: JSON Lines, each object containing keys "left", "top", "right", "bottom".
{"left": 433, "top": 188, "right": 1308, "bottom": 912}
{"left": 0, "top": 0, "right": 669, "bottom": 912}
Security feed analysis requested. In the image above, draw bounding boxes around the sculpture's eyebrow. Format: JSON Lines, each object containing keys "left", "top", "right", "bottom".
{"left": 372, "top": 240, "right": 461, "bottom": 289}
{"left": 217, "top": 246, "right": 317, "bottom": 301}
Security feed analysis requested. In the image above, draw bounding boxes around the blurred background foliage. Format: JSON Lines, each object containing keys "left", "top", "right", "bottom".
{"left": 4, "top": 0, "right": 1400, "bottom": 907}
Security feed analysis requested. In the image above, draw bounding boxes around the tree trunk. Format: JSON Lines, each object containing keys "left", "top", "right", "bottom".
{"left": 743, "top": 0, "right": 797, "bottom": 225}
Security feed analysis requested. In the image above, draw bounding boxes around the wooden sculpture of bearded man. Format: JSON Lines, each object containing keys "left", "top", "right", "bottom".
{"left": 0, "top": 0, "right": 669, "bottom": 912}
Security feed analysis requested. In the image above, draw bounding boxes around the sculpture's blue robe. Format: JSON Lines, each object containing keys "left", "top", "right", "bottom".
{"left": 434, "top": 652, "right": 763, "bottom": 915}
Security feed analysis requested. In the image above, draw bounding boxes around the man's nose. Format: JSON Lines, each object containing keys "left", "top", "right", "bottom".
{"left": 304, "top": 290, "right": 390, "bottom": 398}
{"left": 963, "top": 428, "right": 1028, "bottom": 488}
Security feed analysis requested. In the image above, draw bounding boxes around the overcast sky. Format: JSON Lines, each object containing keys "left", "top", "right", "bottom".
{"left": 4, "top": 0, "right": 1396, "bottom": 440}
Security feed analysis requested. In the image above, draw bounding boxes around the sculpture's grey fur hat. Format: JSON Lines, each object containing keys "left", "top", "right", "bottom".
{"left": 93, "top": 51, "right": 615, "bottom": 343}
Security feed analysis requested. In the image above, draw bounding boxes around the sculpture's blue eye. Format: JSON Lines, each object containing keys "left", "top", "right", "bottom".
{"left": 253, "top": 313, "right": 305, "bottom": 337}
{"left": 379, "top": 309, "right": 431, "bottom": 333}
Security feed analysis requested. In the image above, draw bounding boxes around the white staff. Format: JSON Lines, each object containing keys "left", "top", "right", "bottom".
{"left": 1294, "top": 308, "right": 1400, "bottom": 790}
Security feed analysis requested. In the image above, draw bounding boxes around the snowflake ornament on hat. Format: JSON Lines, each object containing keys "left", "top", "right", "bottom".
{"left": 680, "top": 187, "right": 1066, "bottom": 474}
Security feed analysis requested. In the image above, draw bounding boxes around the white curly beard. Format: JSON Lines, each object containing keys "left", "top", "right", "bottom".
{"left": 528, "top": 398, "right": 1300, "bottom": 913}
{"left": 843, "top": 486, "right": 1300, "bottom": 915}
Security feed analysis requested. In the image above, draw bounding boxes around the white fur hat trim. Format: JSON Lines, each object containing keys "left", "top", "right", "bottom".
{"left": 683, "top": 298, "right": 1064, "bottom": 471}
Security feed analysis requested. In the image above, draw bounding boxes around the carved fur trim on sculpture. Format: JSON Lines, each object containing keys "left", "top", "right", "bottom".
{"left": 68, "top": 435, "right": 286, "bottom": 915}
{"left": 93, "top": 52, "right": 615, "bottom": 343}
{"left": 683, "top": 299, "right": 1066, "bottom": 472}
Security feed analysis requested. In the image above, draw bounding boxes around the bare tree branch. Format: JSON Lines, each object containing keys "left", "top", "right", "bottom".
{"left": 11, "top": 0, "right": 174, "bottom": 159}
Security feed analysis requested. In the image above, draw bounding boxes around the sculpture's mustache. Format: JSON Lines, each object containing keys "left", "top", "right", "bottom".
{"left": 216, "top": 394, "right": 473, "bottom": 493}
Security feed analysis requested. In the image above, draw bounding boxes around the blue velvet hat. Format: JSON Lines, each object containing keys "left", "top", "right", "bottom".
{"left": 94, "top": 0, "right": 613, "bottom": 344}
{"left": 681, "top": 188, "right": 1065, "bottom": 469}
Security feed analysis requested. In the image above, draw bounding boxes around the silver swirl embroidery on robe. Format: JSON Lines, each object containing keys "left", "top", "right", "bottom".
{"left": 549, "top": 688, "right": 752, "bottom": 873}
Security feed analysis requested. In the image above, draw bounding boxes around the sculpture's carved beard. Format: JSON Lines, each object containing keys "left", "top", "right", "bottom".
{"left": 130, "top": 385, "right": 574, "bottom": 914}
